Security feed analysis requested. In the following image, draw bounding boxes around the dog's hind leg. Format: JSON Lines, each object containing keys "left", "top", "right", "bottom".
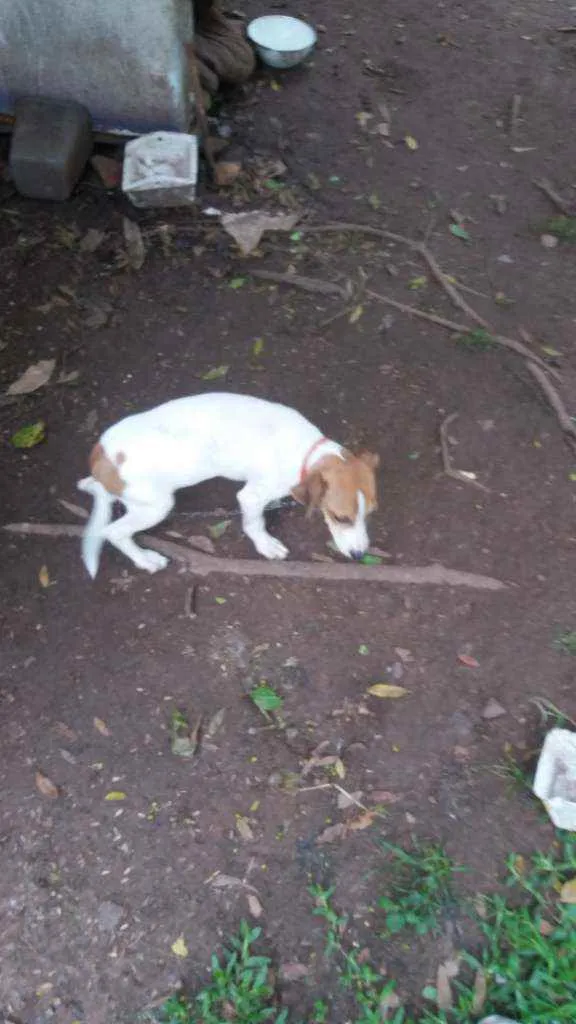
{"left": 102, "top": 491, "right": 174, "bottom": 573}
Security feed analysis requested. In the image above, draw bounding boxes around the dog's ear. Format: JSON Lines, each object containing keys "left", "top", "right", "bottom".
{"left": 291, "top": 471, "right": 327, "bottom": 514}
{"left": 356, "top": 450, "right": 380, "bottom": 470}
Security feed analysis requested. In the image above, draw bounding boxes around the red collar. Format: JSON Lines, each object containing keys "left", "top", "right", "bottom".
{"left": 300, "top": 437, "right": 329, "bottom": 484}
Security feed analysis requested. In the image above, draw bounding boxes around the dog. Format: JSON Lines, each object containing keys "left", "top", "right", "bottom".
{"left": 77, "top": 392, "right": 379, "bottom": 579}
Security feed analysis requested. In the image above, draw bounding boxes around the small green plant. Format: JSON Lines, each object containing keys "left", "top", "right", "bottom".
{"left": 153, "top": 921, "right": 287, "bottom": 1024}
{"left": 542, "top": 215, "right": 576, "bottom": 242}
{"left": 250, "top": 683, "right": 284, "bottom": 718}
{"left": 455, "top": 327, "right": 495, "bottom": 350}
{"left": 378, "top": 841, "right": 462, "bottom": 937}
{"left": 482, "top": 747, "right": 533, "bottom": 793}
{"left": 553, "top": 629, "right": 576, "bottom": 655}
{"left": 310, "top": 885, "right": 405, "bottom": 1024}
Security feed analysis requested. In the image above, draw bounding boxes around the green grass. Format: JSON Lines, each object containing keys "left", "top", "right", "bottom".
{"left": 454, "top": 327, "right": 495, "bottom": 350}
{"left": 553, "top": 630, "right": 576, "bottom": 655}
{"left": 378, "top": 840, "right": 463, "bottom": 937}
{"left": 147, "top": 837, "right": 576, "bottom": 1024}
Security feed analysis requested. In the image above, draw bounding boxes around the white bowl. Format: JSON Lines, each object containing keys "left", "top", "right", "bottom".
{"left": 247, "top": 15, "right": 316, "bottom": 70}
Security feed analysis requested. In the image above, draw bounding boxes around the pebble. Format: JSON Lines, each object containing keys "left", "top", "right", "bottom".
{"left": 97, "top": 900, "right": 123, "bottom": 932}
{"left": 540, "top": 233, "right": 558, "bottom": 249}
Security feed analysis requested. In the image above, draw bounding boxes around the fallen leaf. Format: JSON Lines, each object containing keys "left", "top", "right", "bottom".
{"left": 316, "top": 822, "right": 348, "bottom": 844}
{"left": 11, "top": 421, "right": 46, "bottom": 448}
{"left": 348, "top": 810, "right": 376, "bottom": 831}
{"left": 409, "top": 276, "right": 428, "bottom": 290}
{"left": 171, "top": 935, "right": 188, "bottom": 958}
{"left": 541, "top": 345, "right": 562, "bottom": 357}
{"left": 333, "top": 757, "right": 346, "bottom": 779}
{"left": 471, "top": 967, "right": 487, "bottom": 1013}
{"left": 171, "top": 714, "right": 202, "bottom": 759}
{"left": 380, "top": 991, "right": 402, "bottom": 1019}
{"left": 81, "top": 300, "right": 112, "bottom": 330}
{"left": 80, "top": 228, "right": 106, "bottom": 253}
{"left": 358, "top": 644, "right": 370, "bottom": 656}
{"left": 236, "top": 815, "right": 254, "bottom": 841}
{"left": 481, "top": 698, "right": 507, "bottom": 720}
{"left": 122, "top": 217, "right": 146, "bottom": 270}
{"left": 246, "top": 893, "right": 263, "bottom": 918}
{"left": 220, "top": 210, "right": 299, "bottom": 256}
{"left": 405, "top": 134, "right": 419, "bottom": 150}
{"left": 348, "top": 304, "right": 364, "bottom": 324}
{"left": 367, "top": 683, "right": 409, "bottom": 699}
{"left": 187, "top": 534, "right": 216, "bottom": 555}
{"left": 214, "top": 160, "right": 243, "bottom": 187}
{"left": 229, "top": 276, "right": 247, "bottom": 289}
{"left": 252, "top": 337, "right": 265, "bottom": 357}
{"left": 206, "top": 708, "right": 226, "bottom": 738}
{"left": 209, "top": 519, "right": 232, "bottom": 540}
{"left": 250, "top": 684, "right": 283, "bottom": 714}
{"left": 93, "top": 717, "right": 110, "bottom": 737}
{"left": 450, "top": 223, "right": 471, "bottom": 242}
{"left": 355, "top": 111, "right": 373, "bottom": 129}
{"left": 7, "top": 359, "right": 56, "bottom": 396}
{"left": 202, "top": 365, "right": 229, "bottom": 381}
{"left": 105, "top": 791, "right": 126, "bottom": 801}
{"left": 35, "top": 770, "right": 59, "bottom": 799}
{"left": 38, "top": 565, "right": 50, "bottom": 589}
{"left": 280, "top": 962, "right": 311, "bottom": 982}
{"left": 209, "top": 873, "right": 250, "bottom": 891}
{"left": 215, "top": 596, "right": 227, "bottom": 605}
{"left": 458, "top": 653, "right": 479, "bottom": 668}
{"left": 436, "top": 963, "right": 453, "bottom": 1011}
{"left": 560, "top": 878, "right": 576, "bottom": 903}
{"left": 395, "top": 647, "right": 414, "bottom": 663}
{"left": 371, "top": 790, "right": 403, "bottom": 804}
{"left": 539, "top": 918, "right": 554, "bottom": 935}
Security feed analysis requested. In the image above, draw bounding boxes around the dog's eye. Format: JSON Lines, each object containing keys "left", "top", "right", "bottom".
{"left": 332, "top": 513, "right": 353, "bottom": 525}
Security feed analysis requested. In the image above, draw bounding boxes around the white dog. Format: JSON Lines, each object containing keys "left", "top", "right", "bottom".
{"left": 78, "top": 392, "right": 379, "bottom": 579}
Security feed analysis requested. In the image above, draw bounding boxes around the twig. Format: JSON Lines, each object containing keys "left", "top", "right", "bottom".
{"left": 364, "top": 289, "right": 560, "bottom": 378}
{"left": 4, "top": 521, "right": 507, "bottom": 590}
{"left": 185, "top": 45, "right": 217, "bottom": 178}
{"left": 533, "top": 178, "right": 573, "bottom": 217}
{"left": 509, "top": 94, "right": 522, "bottom": 135}
{"left": 58, "top": 498, "right": 89, "bottom": 519}
{"left": 184, "top": 584, "right": 198, "bottom": 619}
{"left": 417, "top": 244, "right": 489, "bottom": 329}
{"left": 525, "top": 361, "right": 576, "bottom": 444}
{"left": 248, "top": 268, "right": 349, "bottom": 299}
{"left": 439, "top": 413, "right": 490, "bottom": 492}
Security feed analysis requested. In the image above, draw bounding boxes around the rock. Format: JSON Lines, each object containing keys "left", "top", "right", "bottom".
{"left": 540, "top": 233, "right": 558, "bottom": 249}
{"left": 481, "top": 698, "right": 507, "bottom": 720}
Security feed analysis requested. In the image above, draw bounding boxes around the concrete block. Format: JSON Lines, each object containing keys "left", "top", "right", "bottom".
{"left": 0, "top": 0, "right": 193, "bottom": 135}
{"left": 10, "top": 96, "right": 92, "bottom": 201}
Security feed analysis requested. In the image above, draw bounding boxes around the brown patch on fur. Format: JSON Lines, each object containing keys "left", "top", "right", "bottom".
{"left": 89, "top": 443, "right": 126, "bottom": 497}
{"left": 292, "top": 449, "right": 379, "bottom": 520}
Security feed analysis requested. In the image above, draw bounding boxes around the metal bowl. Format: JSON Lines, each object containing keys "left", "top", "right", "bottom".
{"left": 247, "top": 15, "right": 317, "bottom": 70}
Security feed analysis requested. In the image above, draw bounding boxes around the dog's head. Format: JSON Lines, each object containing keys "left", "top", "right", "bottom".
{"left": 292, "top": 449, "right": 379, "bottom": 558}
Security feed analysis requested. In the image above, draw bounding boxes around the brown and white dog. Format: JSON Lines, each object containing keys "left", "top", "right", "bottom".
{"left": 78, "top": 392, "right": 379, "bottom": 578}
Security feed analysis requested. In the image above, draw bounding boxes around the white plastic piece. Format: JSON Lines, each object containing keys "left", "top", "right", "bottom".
{"left": 122, "top": 131, "right": 198, "bottom": 208}
{"left": 479, "top": 1017, "right": 521, "bottom": 1024}
{"left": 533, "top": 727, "right": 576, "bottom": 830}
{"left": 247, "top": 15, "right": 316, "bottom": 70}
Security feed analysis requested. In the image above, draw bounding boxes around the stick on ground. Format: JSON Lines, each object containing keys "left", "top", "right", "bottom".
{"left": 533, "top": 178, "right": 573, "bottom": 217}
{"left": 4, "top": 521, "right": 507, "bottom": 590}
{"left": 439, "top": 413, "right": 490, "bottom": 492}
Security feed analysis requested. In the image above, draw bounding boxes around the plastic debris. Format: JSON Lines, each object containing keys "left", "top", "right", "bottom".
{"left": 533, "top": 727, "right": 576, "bottom": 830}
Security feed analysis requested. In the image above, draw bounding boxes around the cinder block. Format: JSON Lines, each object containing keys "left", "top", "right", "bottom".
{"left": 9, "top": 96, "right": 93, "bottom": 201}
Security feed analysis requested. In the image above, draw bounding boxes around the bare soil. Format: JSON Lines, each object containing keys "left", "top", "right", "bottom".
{"left": 1, "top": 0, "right": 576, "bottom": 1020}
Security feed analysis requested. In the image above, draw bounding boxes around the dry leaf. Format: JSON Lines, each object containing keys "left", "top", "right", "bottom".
{"left": 206, "top": 708, "right": 226, "bottom": 738}
{"left": 93, "top": 717, "right": 110, "bottom": 737}
{"left": 80, "top": 228, "right": 105, "bottom": 253}
{"left": 539, "top": 918, "right": 554, "bottom": 936}
{"left": 371, "top": 790, "right": 403, "bottom": 804}
{"left": 122, "top": 217, "right": 146, "bottom": 270}
{"left": 560, "top": 877, "right": 576, "bottom": 903}
{"left": 7, "top": 359, "right": 56, "bottom": 396}
{"left": 380, "top": 991, "right": 401, "bottom": 1019}
{"left": 471, "top": 968, "right": 487, "bottom": 1013}
{"left": 405, "top": 134, "right": 419, "bottom": 150}
{"left": 458, "top": 653, "right": 479, "bottom": 668}
{"left": 35, "top": 770, "right": 59, "bottom": 799}
{"left": 246, "top": 893, "right": 263, "bottom": 918}
{"left": 187, "top": 534, "right": 216, "bottom": 556}
{"left": 236, "top": 815, "right": 254, "bottom": 841}
{"left": 367, "top": 683, "right": 409, "bottom": 699}
{"left": 316, "top": 822, "right": 348, "bottom": 844}
{"left": 334, "top": 757, "right": 346, "bottom": 779}
{"left": 171, "top": 935, "right": 188, "bottom": 958}
{"left": 280, "top": 962, "right": 311, "bottom": 982}
{"left": 349, "top": 304, "right": 364, "bottom": 324}
{"left": 105, "top": 791, "right": 126, "bottom": 801}
{"left": 220, "top": 210, "right": 300, "bottom": 256}
{"left": 395, "top": 647, "right": 414, "bottom": 663}
{"left": 38, "top": 565, "right": 50, "bottom": 588}
{"left": 348, "top": 810, "right": 376, "bottom": 831}
{"left": 436, "top": 963, "right": 453, "bottom": 1011}
{"left": 214, "top": 161, "right": 243, "bottom": 187}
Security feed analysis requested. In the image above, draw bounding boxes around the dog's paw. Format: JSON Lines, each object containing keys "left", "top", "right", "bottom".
{"left": 136, "top": 549, "right": 169, "bottom": 574}
{"left": 254, "top": 534, "right": 289, "bottom": 560}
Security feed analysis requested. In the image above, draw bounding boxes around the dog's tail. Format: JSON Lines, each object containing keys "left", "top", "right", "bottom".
{"left": 77, "top": 476, "right": 113, "bottom": 579}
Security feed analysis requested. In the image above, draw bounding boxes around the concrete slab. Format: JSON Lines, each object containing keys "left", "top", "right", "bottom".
{"left": 0, "top": 0, "right": 193, "bottom": 135}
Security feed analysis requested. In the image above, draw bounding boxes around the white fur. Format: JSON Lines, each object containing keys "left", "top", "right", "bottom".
{"left": 78, "top": 392, "right": 370, "bottom": 578}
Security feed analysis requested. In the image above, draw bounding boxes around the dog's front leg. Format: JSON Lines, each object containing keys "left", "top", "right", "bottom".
{"left": 237, "top": 483, "right": 288, "bottom": 560}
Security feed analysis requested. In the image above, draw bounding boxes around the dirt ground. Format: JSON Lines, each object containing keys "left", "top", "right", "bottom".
{"left": 1, "top": 0, "right": 576, "bottom": 1020}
